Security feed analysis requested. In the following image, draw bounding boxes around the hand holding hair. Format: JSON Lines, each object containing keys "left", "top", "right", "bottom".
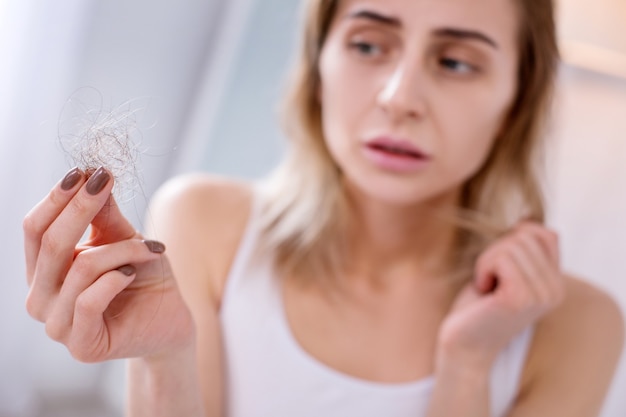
{"left": 23, "top": 167, "right": 194, "bottom": 363}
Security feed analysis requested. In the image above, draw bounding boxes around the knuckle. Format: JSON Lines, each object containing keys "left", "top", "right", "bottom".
{"left": 74, "top": 292, "right": 99, "bottom": 318}
{"left": 45, "top": 318, "right": 66, "bottom": 342}
{"left": 72, "top": 251, "right": 95, "bottom": 278}
{"left": 22, "top": 212, "right": 42, "bottom": 238}
{"left": 67, "top": 195, "right": 90, "bottom": 218}
{"left": 40, "top": 232, "right": 65, "bottom": 258}
{"left": 47, "top": 188, "right": 66, "bottom": 209}
{"left": 67, "top": 342, "right": 93, "bottom": 363}
{"left": 536, "top": 225, "right": 558, "bottom": 243}
{"left": 25, "top": 294, "right": 46, "bottom": 322}
{"left": 546, "top": 229, "right": 559, "bottom": 245}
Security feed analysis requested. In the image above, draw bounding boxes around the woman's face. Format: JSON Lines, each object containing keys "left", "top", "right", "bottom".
{"left": 318, "top": 0, "right": 520, "bottom": 206}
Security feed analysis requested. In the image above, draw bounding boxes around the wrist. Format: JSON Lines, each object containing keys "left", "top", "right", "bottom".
{"left": 434, "top": 354, "right": 491, "bottom": 386}
{"left": 435, "top": 334, "right": 499, "bottom": 374}
{"left": 127, "top": 343, "right": 204, "bottom": 417}
{"left": 427, "top": 351, "right": 492, "bottom": 417}
{"left": 134, "top": 341, "right": 196, "bottom": 368}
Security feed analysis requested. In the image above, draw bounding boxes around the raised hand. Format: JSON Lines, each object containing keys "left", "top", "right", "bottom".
{"left": 437, "top": 221, "right": 565, "bottom": 370}
{"left": 24, "top": 167, "right": 194, "bottom": 362}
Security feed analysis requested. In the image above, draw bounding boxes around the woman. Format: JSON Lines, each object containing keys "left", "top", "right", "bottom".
{"left": 24, "top": 0, "right": 624, "bottom": 416}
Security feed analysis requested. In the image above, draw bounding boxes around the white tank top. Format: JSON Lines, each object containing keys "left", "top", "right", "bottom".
{"left": 220, "top": 187, "right": 534, "bottom": 417}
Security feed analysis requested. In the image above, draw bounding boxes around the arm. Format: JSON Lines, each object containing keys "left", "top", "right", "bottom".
{"left": 426, "top": 221, "right": 624, "bottom": 417}
{"left": 426, "top": 221, "right": 565, "bottom": 417}
{"left": 127, "top": 345, "right": 205, "bottom": 417}
{"left": 426, "top": 359, "right": 491, "bottom": 417}
{"left": 426, "top": 277, "right": 624, "bottom": 417}
{"left": 23, "top": 168, "right": 201, "bottom": 415}
{"left": 508, "top": 277, "right": 624, "bottom": 417}
{"left": 128, "top": 174, "right": 253, "bottom": 417}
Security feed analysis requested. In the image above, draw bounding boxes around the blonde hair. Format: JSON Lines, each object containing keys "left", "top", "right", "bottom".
{"left": 259, "top": 0, "right": 559, "bottom": 283}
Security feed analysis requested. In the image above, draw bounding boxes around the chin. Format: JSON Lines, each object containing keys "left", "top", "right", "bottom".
{"left": 342, "top": 170, "right": 452, "bottom": 209}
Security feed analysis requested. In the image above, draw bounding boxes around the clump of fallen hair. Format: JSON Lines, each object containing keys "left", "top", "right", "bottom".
{"left": 58, "top": 90, "right": 144, "bottom": 203}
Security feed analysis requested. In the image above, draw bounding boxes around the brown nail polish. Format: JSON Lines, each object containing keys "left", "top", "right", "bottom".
{"left": 143, "top": 240, "right": 166, "bottom": 254}
{"left": 85, "top": 167, "right": 111, "bottom": 195}
{"left": 61, "top": 167, "right": 83, "bottom": 191}
{"left": 117, "top": 265, "right": 136, "bottom": 276}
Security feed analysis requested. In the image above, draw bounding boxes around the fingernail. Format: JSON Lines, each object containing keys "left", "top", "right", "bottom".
{"left": 117, "top": 265, "right": 136, "bottom": 276}
{"left": 86, "top": 167, "right": 111, "bottom": 195}
{"left": 143, "top": 240, "right": 166, "bottom": 254}
{"left": 61, "top": 167, "right": 83, "bottom": 191}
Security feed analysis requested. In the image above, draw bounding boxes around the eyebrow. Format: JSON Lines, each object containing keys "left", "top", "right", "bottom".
{"left": 434, "top": 28, "right": 499, "bottom": 50}
{"left": 345, "top": 10, "right": 401, "bottom": 27}
{"left": 345, "top": 9, "right": 499, "bottom": 50}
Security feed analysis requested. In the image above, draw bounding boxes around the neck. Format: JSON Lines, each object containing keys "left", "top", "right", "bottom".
{"left": 342, "top": 183, "right": 460, "bottom": 286}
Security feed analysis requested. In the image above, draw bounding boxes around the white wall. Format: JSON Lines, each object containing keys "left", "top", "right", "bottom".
{"left": 550, "top": 3, "right": 626, "bottom": 414}
{"left": 547, "top": 64, "right": 626, "bottom": 417}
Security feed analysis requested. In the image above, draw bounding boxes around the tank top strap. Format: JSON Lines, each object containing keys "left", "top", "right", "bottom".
{"left": 220, "top": 181, "right": 266, "bottom": 309}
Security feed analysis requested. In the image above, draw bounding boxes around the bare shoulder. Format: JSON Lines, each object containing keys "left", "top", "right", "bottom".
{"left": 149, "top": 173, "right": 253, "bottom": 230}
{"left": 512, "top": 275, "right": 625, "bottom": 416}
{"left": 534, "top": 275, "right": 624, "bottom": 355}
{"left": 146, "top": 173, "right": 254, "bottom": 307}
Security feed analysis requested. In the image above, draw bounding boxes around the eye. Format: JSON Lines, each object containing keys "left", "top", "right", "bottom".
{"left": 439, "top": 57, "right": 477, "bottom": 75}
{"left": 349, "top": 41, "right": 383, "bottom": 58}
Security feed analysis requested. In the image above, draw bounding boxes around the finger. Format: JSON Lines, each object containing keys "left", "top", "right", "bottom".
{"left": 478, "top": 237, "right": 559, "bottom": 320}
{"left": 23, "top": 167, "right": 86, "bottom": 283}
{"left": 85, "top": 194, "right": 137, "bottom": 246}
{"left": 475, "top": 233, "right": 538, "bottom": 297}
{"left": 493, "top": 255, "right": 539, "bottom": 315}
{"left": 514, "top": 231, "right": 565, "bottom": 304}
{"left": 29, "top": 168, "right": 115, "bottom": 311}
{"left": 476, "top": 229, "right": 547, "bottom": 299}
{"left": 504, "top": 237, "right": 553, "bottom": 305}
{"left": 44, "top": 239, "right": 164, "bottom": 342}
{"left": 515, "top": 221, "right": 560, "bottom": 265}
{"left": 67, "top": 268, "right": 138, "bottom": 363}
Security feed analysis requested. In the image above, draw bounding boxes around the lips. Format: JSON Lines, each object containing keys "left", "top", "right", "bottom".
{"left": 362, "top": 136, "right": 431, "bottom": 173}
{"left": 364, "top": 137, "right": 430, "bottom": 159}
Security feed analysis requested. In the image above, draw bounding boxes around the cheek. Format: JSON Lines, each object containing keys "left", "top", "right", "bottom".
{"left": 437, "top": 81, "right": 515, "bottom": 178}
{"left": 318, "top": 49, "right": 374, "bottom": 157}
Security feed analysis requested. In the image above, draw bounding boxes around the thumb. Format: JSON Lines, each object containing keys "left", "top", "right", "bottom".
{"left": 87, "top": 193, "right": 137, "bottom": 244}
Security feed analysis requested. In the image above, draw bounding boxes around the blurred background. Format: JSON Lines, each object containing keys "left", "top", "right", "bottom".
{"left": 0, "top": 0, "right": 624, "bottom": 416}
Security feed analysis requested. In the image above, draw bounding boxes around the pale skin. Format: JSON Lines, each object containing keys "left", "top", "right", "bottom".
{"left": 23, "top": 0, "right": 624, "bottom": 416}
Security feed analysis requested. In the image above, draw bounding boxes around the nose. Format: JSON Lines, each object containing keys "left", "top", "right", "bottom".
{"left": 377, "top": 62, "right": 427, "bottom": 122}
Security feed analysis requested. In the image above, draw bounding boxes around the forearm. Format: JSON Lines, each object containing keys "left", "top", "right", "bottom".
{"left": 126, "top": 345, "right": 205, "bottom": 417}
{"left": 426, "top": 360, "right": 491, "bottom": 417}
